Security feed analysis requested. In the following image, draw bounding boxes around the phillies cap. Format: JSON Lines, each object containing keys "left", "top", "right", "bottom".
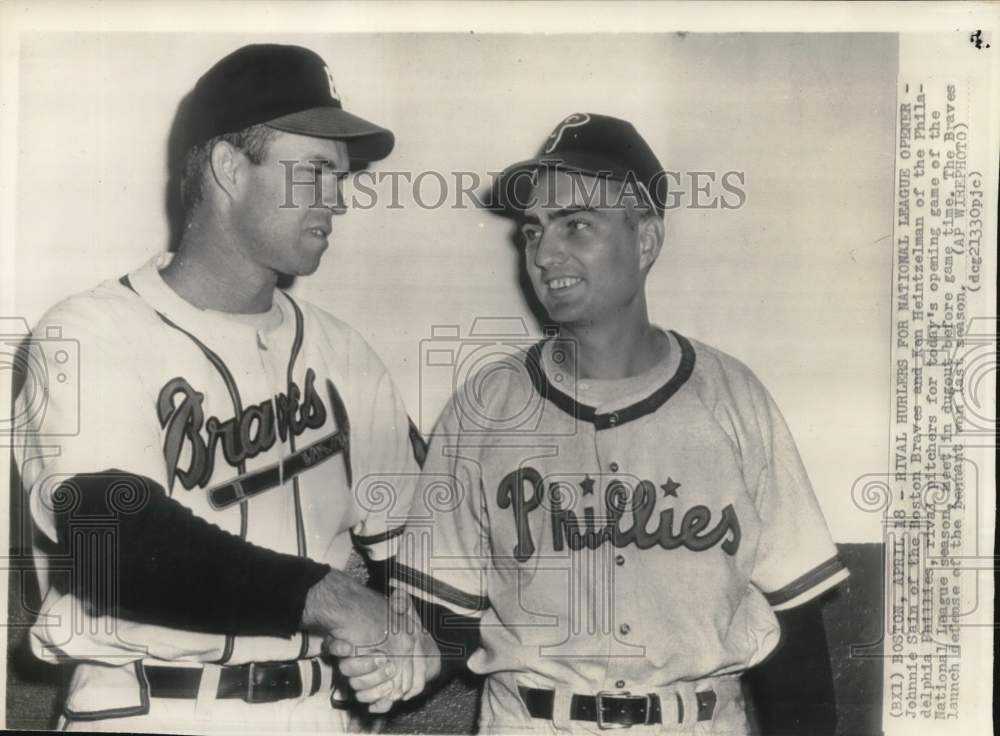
{"left": 184, "top": 44, "right": 394, "bottom": 161}
{"left": 496, "top": 113, "right": 666, "bottom": 216}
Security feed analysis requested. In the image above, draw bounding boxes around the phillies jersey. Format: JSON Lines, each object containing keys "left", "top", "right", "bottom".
{"left": 14, "top": 252, "right": 419, "bottom": 719}
{"left": 392, "top": 329, "right": 848, "bottom": 733}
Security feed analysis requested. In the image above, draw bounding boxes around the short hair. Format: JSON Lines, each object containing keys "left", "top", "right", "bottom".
{"left": 591, "top": 175, "right": 661, "bottom": 232}
{"left": 179, "top": 124, "right": 279, "bottom": 223}
{"left": 623, "top": 196, "right": 662, "bottom": 232}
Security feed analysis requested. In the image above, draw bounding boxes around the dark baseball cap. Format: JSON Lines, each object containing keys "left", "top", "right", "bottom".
{"left": 495, "top": 113, "right": 666, "bottom": 216}
{"left": 184, "top": 44, "right": 394, "bottom": 161}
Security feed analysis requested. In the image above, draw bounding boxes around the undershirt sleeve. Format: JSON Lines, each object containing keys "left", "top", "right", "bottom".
{"left": 743, "top": 598, "right": 837, "bottom": 735}
{"left": 49, "top": 469, "right": 330, "bottom": 637}
{"left": 413, "top": 597, "right": 482, "bottom": 682}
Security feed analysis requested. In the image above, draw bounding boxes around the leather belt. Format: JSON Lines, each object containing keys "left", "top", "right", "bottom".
{"left": 145, "top": 660, "right": 322, "bottom": 704}
{"left": 518, "top": 686, "right": 717, "bottom": 728}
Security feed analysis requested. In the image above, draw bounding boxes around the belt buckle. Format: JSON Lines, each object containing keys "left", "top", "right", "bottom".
{"left": 245, "top": 662, "right": 260, "bottom": 704}
{"left": 595, "top": 690, "right": 652, "bottom": 730}
{"left": 244, "top": 661, "right": 292, "bottom": 704}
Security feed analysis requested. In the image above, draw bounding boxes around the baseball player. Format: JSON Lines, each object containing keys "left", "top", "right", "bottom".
{"left": 336, "top": 114, "right": 849, "bottom": 734}
{"left": 12, "top": 44, "right": 437, "bottom": 734}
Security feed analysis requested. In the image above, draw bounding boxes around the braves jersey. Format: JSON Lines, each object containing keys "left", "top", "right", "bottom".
{"left": 13, "top": 252, "right": 419, "bottom": 719}
{"left": 392, "top": 329, "right": 848, "bottom": 732}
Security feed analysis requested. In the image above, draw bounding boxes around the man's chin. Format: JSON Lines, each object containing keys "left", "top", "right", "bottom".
{"left": 543, "top": 302, "right": 584, "bottom": 326}
{"left": 284, "top": 253, "right": 324, "bottom": 278}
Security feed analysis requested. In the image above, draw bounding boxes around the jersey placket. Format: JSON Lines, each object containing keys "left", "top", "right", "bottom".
{"left": 252, "top": 322, "right": 292, "bottom": 504}
{"left": 255, "top": 310, "right": 320, "bottom": 662}
{"left": 237, "top": 309, "right": 306, "bottom": 555}
{"left": 590, "top": 418, "right": 646, "bottom": 693}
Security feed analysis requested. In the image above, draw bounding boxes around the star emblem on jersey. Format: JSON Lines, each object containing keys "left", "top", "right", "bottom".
{"left": 497, "top": 467, "right": 741, "bottom": 561}
{"left": 660, "top": 478, "right": 681, "bottom": 498}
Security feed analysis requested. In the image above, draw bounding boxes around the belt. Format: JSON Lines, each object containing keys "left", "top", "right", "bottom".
{"left": 518, "top": 686, "right": 717, "bottom": 728}
{"left": 145, "top": 660, "right": 322, "bottom": 704}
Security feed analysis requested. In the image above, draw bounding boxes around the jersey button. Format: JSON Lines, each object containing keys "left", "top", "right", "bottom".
{"left": 609, "top": 462, "right": 619, "bottom": 472}
{"left": 615, "top": 680, "right": 626, "bottom": 689}
{"left": 615, "top": 554, "right": 625, "bottom": 566}
{"left": 619, "top": 623, "right": 631, "bottom": 635}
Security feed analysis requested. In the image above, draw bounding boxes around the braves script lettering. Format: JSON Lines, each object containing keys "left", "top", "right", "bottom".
{"left": 158, "top": 368, "right": 327, "bottom": 490}
{"left": 497, "top": 467, "right": 741, "bottom": 561}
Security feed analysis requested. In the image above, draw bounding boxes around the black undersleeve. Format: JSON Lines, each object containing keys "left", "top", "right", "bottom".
{"left": 48, "top": 469, "right": 329, "bottom": 637}
{"left": 743, "top": 598, "right": 837, "bottom": 735}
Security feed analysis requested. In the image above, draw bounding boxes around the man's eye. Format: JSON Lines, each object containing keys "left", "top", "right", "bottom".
{"left": 567, "top": 219, "right": 590, "bottom": 232}
{"left": 301, "top": 163, "right": 339, "bottom": 177}
{"left": 522, "top": 228, "right": 542, "bottom": 243}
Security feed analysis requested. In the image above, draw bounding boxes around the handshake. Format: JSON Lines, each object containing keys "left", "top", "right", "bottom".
{"left": 302, "top": 569, "right": 442, "bottom": 714}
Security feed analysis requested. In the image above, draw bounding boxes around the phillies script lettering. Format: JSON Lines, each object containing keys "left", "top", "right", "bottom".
{"left": 497, "top": 467, "right": 741, "bottom": 561}
{"left": 158, "top": 368, "right": 326, "bottom": 491}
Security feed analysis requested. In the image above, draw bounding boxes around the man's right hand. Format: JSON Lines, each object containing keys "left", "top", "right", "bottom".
{"left": 301, "top": 570, "right": 439, "bottom": 712}
{"left": 326, "top": 589, "right": 440, "bottom": 712}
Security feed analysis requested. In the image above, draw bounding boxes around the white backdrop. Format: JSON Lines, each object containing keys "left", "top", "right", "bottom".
{"left": 11, "top": 32, "right": 897, "bottom": 542}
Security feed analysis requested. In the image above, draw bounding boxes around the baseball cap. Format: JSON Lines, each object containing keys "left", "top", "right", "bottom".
{"left": 184, "top": 44, "right": 394, "bottom": 161}
{"left": 495, "top": 113, "right": 666, "bottom": 216}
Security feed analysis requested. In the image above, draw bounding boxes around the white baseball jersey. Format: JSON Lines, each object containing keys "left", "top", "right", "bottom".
{"left": 393, "top": 329, "right": 848, "bottom": 734}
{"left": 13, "top": 252, "right": 419, "bottom": 727}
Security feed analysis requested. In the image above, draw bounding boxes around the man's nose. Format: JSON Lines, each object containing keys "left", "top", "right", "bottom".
{"left": 322, "top": 178, "right": 347, "bottom": 215}
{"left": 534, "top": 229, "right": 568, "bottom": 268}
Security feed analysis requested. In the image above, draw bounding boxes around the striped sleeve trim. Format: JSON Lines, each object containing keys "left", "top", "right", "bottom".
{"left": 352, "top": 525, "right": 406, "bottom": 547}
{"left": 765, "top": 556, "right": 849, "bottom": 611}
{"left": 391, "top": 563, "right": 490, "bottom": 615}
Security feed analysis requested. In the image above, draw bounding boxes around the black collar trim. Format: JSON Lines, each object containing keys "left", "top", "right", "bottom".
{"left": 524, "top": 330, "right": 696, "bottom": 430}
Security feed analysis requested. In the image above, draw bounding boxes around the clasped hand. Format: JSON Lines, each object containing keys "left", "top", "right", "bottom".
{"left": 324, "top": 587, "right": 440, "bottom": 713}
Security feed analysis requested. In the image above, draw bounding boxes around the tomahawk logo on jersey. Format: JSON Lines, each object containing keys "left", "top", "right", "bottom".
{"left": 392, "top": 329, "right": 848, "bottom": 730}
{"left": 14, "top": 252, "right": 420, "bottom": 718}
{"left": 158, "top": 366, "right": 350, "bottom": 505}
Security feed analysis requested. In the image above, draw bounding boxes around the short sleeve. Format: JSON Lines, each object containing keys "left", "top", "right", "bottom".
{"left": 12, "top": 303, "right": 164, "bottom": 544}
{"left": 349, "top": 362, "right": 422, "bottom": 561}
{"left": 746, "top": 377, "right": 849, "bottom": 611}
{"left": 390, "top": 399, "right": 491, "bottom": 618}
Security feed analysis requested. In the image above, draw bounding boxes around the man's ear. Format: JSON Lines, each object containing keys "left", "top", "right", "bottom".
{"left": 208, "top": 140, "right": 243, "bottom": 204}
{"left": 638, "top": 215, "right": 664, "bottom": 272}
